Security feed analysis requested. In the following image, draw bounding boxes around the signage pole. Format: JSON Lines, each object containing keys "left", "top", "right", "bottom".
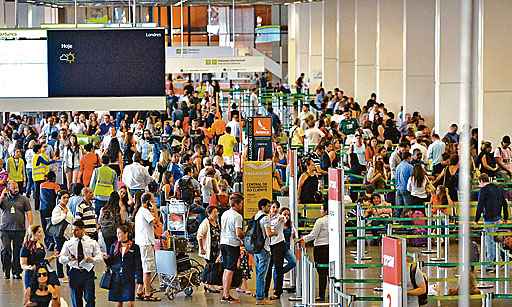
{"left": 74, "top": 0, "right": 77, "bottom": 27}
{"left": 328, "top": 168, "right": 344, "bottom": 284}
{"left": 288, "top": 149, "right": 301, "bottom": 301}
{"left": 232, "top": 0, "right": 235, "bottom": 54}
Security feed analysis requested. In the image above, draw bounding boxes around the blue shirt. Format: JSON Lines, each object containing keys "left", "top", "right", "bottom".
{"left": 99, "top": 123, "right": 114, "bottom": 136}
{"left": 395, "top": 160, "right": 413, "bottom": 192}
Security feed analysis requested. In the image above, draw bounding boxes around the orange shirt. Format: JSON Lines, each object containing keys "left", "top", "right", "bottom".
{"left": 79, "top": 152, "right": 100, "bottom": 187}
{"left": 211, "top": 118, "right": 226, "bottom": 136}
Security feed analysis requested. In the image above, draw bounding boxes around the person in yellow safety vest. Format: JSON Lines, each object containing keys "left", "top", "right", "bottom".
{"left": 6, "top": 148, "right": 25, "bottom": 195}
{"left": 32, "top": 144, "right": 54, "bottom": 211}
{"left": 89, "top": 155, "right": 118, "bottom": 217}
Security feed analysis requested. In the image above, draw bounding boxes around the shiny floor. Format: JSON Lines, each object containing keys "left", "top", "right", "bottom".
{"left": 2, "top": 208, "right": 512, "bottom": 306}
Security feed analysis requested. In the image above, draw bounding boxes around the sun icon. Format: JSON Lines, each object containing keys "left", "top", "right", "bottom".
{"left": 59, "top": 52, "right": 76, "bottom": 64}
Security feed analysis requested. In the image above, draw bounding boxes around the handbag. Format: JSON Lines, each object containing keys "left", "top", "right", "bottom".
{"left": 99, "top": 267, "right": 113, "bottom": 290}
{"left": 46, "top": 218, "right": 68, "bottom": 238}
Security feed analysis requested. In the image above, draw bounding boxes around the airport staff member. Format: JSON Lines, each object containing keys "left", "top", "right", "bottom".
{"left": 32, "top": 144, "right": 52, "bottom": 211}
{"left": 89, "top": 155, "right": 117, "bottom": 217}
{"left": 59, "top": 219, "right": 103, "bottom": 307}
{"left": 6, "top": 149, "right": 25, "bottom": 194}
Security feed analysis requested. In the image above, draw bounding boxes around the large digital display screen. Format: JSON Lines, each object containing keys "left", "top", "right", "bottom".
{"left": 0, "top": 39, "right": 48, "bottom": 98}
{"left": 47, "top": 29, "right": 165, "bottom": 97}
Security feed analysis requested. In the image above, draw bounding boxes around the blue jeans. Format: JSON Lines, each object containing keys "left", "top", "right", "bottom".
{"left": 281, "top": 246, "right": 297, "bottom": 275}
{"left": 94, "top": 199, "right": 108, "bottom": 218}
{"left": 395, "top": 190, "right": 412, "bottom": 217}
{"left": 254, "top": 250, "right": 270, "bottom": 300}
{"left": 25, "top": 169, "right": 34, "bottom": 197}
{"left": 485, "top": 219, "right": 499, "bottom": 268}
{"left": 54, "top": 236, "right": 66, "bottom": 278}
{"left": 69, "top": 268, "right": 95, "bottom": 307}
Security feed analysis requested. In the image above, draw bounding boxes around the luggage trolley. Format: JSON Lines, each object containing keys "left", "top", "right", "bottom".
{"left": 155, "top": 199, "right": 204, "bottom": 300}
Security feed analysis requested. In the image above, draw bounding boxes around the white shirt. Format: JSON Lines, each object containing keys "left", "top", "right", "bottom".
{"left": 410, "top": 143, "right": 428, "bottom": 162}
{"left": 51, "top": 204, "right": 75, "bottom": 239}
{"left": 69, "top": 121, "right": 85, "bottom": 135}
{"left": 254, "top": 211, "right": 270, "bottom": 252}
{"left": 268, "top": 214, "right": 285, "bottom": 246}
{"left": 25, "top": 149, "right": 34, "bottom": 170}
{"left": 58, "top": 235, "right": 103, "bottom": 272}
{"left": 122, "top": 162, "right": 153, "bottom": 190}
{"left": 227, "top": 120, "right": 241, "bottom": 139}
{"left": 407, "top": 176, "right": 428, "bottom": 199}
{"left": 304, "top": 127, "right": 325, "bottom": 146}
{"left": 220, "top": 208, "right": 243, "bottom": 247}
{"left": 134, "top": 206, "right": 155, "bottom": 246}
{"left": 303, "top": 215, "right": 329, "bottom": 246}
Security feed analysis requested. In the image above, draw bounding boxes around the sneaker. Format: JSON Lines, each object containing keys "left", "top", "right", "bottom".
{"left": 12, "top": 274, "right": 22, "bottom": 280}
{"left": 221, "top": 296, "right": 240, "bottom": 304}
{"left": 256, "top": 299, "right": 273, "bottom": 305}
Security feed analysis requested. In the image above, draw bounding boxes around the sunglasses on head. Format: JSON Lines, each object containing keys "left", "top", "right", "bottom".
{"left": 37, "top": 272, "right": 48, "bottom": 277}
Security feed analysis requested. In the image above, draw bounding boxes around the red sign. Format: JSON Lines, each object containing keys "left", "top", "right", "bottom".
{"left": 328, "top": 168, "right": 342, "bottom": 202}
{"left": 382, "top": 237, "right": 403, "bottom": 286}
{"left": 252, "top": 117, "right": 272, "bottom": 137}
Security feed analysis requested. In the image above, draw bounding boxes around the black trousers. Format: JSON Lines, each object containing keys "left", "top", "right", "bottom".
{"left": 34, "top": 180, "right": 44, "bottom": 211}
{"left": 314, "top": 245, "right": 329, "bottom": 300}
{"left": 264, "top": 241, "right": 286, "bottom": 297}
{"left": 0, "top": 230, "right": 25, "bottom": 275}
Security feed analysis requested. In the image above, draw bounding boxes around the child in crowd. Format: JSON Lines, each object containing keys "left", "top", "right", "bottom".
{"left": 236, "top": 248, "right": 252, "bottom": 296}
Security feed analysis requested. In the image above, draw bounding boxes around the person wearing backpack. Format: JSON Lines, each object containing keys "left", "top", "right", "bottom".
{"left": 247, "top": 198, "right": 272, "bottom": 305}
{"left": 98, "top": 191, "right": 125, "bottom": 252}
{"left": 174, "top": 165, "right": 200, "bottom": 206}
{"left": 407, "top": 261, "right": 427, "bottom": 307}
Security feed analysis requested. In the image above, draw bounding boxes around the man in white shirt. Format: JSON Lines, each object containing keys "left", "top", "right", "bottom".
{"left": 69, "top": 114, "right": 85, "bottom": 135}
{"left": 122, "top": 152, "right": 153, "bottom": 197}
{"left": 253, "top": 199, "right": 272, "bottom": 305}
{"left": 59, "top": 219, "right": 103, "bottom": 307}
{"left": 227, "top": 114, "right": 241, "bottom": 143}
{"left": 410, "top": 138, "right": 428, "bottom": 163}
{"left": 135, "top": 192, "right": 160, "bottom": 301}
{"left": 219, "top": 193, "right": 245, "bottom": 303}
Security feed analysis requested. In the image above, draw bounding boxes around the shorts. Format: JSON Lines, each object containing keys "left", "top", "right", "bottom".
{"left": 220, "top": 244, "right": 240, "bottom": 272}
{"left": 140, "top": 245, "right": 156, "bottom": 273}
{"left": 66, "top": 167, "right": 80, "bottom": 172}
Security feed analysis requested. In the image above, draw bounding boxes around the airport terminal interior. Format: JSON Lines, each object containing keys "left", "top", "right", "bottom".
{"left": 1, "top": 0, "right": 512, "bottom": 306}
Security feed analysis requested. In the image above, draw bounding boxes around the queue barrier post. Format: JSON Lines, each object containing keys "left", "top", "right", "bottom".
{"left": 355, "top": 202, "right": 371, "bottom": 262}
{"left": 309, "top": 261, "right": 316, "bottom": 306}
{"left": 495, "top": 241, "right": 501, "bottom": 293}
{"left": 300, "top": 250, "right": 308, "bottom": 306}
{"left": 443, "top": 213, "right": 449, "bottom": 296}
{"left": 483, "top": 292, "right": 493, "bottom": 307}
{"left": 422, "top": 202, "right": 436, "bottom": 255}
{"left": 432, "top": 211, "right": 443, "bottom": 261}
{"left": 477, "top": 231, "right": 493, "bottom": 289}
{"left": 505, "top": 250, "right": 510, "bottom": 294}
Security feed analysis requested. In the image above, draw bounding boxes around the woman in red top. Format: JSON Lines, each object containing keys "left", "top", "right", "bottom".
{"left": 78, "top": 143, "right": 99, "bottom": 187}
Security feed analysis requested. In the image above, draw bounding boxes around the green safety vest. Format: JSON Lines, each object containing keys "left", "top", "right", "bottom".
{"left": 93, "top": 165, "right": 115, "bottom": 197}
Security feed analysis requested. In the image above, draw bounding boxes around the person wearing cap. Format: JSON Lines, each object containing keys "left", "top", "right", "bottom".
{"left": 495, "top": 135, "right": 512, "bottom": 179}
{"left": 59, "top": 219, "right": 103, "bottom": 307}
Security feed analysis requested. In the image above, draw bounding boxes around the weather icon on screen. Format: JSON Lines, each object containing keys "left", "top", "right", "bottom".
{"left": 59, "top": 52, "right": 76, "bottom": 64}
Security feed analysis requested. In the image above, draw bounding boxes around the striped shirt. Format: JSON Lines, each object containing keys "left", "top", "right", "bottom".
{"left": 75, "top": 201, "right": 97, "bottom": 236}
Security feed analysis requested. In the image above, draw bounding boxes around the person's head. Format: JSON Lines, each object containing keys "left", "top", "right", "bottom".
{"left": 481, "top": 141, "right": 492, "bottom": 153}
{"left": 449, "top": 154, "right": 459, "bottom": 166}
{"left": 33, "top": 144, "right": 42, "bottom": 154}
{"left": 320, "top": 202, "right": 328, "bottom": 216}
{"left": 46, "top": 171, "right": 56, "bottom": 182}
{"left": 29, "top": 225, "right": 44, "bottom": 243}
{"left": 279, "top": 207, "right": 292, "bottom": 227}
{"left": 258, "top": 198, "right": 271, "bottom": 214}
{"left": 436, "top": 185, "right": 447, "bottom": 197}
{"left": 413, "top": 149, "right": 423, "bottom": 161}
{"left": 84, "top": 143, "right": 93, "bottom": 153}
{"left": 58, "top": 190, "right": 70, "bottom": 207}
{"left": 101, "top": 155, "right": 110, "bottom": 165}
{"left": 141, "top": 192, "right": 155, "bottom": 209}
{"left": 143, "top": 129, "right": 151, "bottom": 140}
{"left": 398, "top": 142, "right": 410, "bottom": 153}
{"left": 479, "top": 173, "right": 490, "bottom": 186}
{"left": 206, "top": 206, "right": 219, "bottom": 221}
{"left": 82, "top": 187, "right": 93, "bottom": 202}
{"left": 270, "top": 200, "right": 281, "bottom": 215}
{"left": 34, "top": 265, "right": 49, "bottom": 286}
{"left": 7, "top": 180, "right": 19, "bottom": 196}
{"left": 375, "top": 160, "right": 385, "bottom": 172}
{"left": 133, "top": 152, "right": 142, "bottom": 164}
{"left": 72, "top": 219, "right": 86, "bottom": 238}
{"left": 116, "top": 224, "right": 130, "bottom": 243}
{"left": 502, "top": 136, "right": 511, "bottom": 149}
{"left": 432, "top": 133, "right": 440, "bottom": 140}
{"left": 371, "top": 193, "right": 382, "bottom": 205}
{"left": 14, "top": 148, "right": 22, "bottom": 159}
{"left": 229, "top": 192, "right": 244, "bottom": 213}
{"left": 449, "top": 124, "right": 458, "bottom": 133}
{"left": 119, "top": 186, "right": 128, "bottom": 202}
{"left": 402, "top": 152, "right": 412, "bottom": 162}
{"left": 304, "top": 157, "right": 316, "bottom": 172}
{"left": 183, "top": 165, "right": 193, "bottom": 176}
{"left": 371, "top": 93, "right": 377, "bottom": 100}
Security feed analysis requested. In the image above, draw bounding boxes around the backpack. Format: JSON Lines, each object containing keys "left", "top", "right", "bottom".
{"left": 99, "top": 209, "right": 118, "bottom": 240}
{"left": 410, "top": 263, "right": 428, "bottom": 306}
{"left": 243, "top": 214, "right": 266, "bottom": 254}
{"left": 178, "top": 177, "right": 195, "bottom": 205}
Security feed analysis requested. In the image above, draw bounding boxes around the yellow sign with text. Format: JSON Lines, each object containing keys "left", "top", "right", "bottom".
{"left": 243, "top": 161, "right": 273, "bottom": 219}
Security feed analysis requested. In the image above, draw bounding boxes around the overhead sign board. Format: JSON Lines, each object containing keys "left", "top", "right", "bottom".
{"left": 166, "top": 56, "right": 265, "bottom": 74}
{"left": 167, "top": 46, "right": 233, "bottom": 57}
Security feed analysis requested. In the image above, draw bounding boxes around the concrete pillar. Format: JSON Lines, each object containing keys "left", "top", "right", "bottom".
{"left": 339, "top": 0, "right": 355, "bottom": 96}
{"left": 309, "top": 2, "right": 323, "bottom": 89}
{"left": 287, "top": 4, "right": 297, "bottom": 84}
{"left": 322, "top": 0, "right": 339, "bottom": 90}
{"left": 354, "top": 0, "right": 377, "bottom": 103}
{"left": 377, "top": 0, "right": 403, "bottom": 115}
{"left": 436, "top": 0, "right": 463, "bottom": 135}
{"left": 404, "top": 0, "right": 436, "bottom": 125}
{"left": 296, "top": 4, "right": 310, "bottom": 83}
{"left": 480, "top": 0, "right": 512, "bottom": 145}
{"left": 0, "top": 0, "right": 5, "bottom": 26}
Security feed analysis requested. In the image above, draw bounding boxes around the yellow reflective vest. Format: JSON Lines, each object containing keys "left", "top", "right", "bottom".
{"left": 7, "top": 157, "right": 25, "bottom": 182}
{"left": 32, "top": 153, "right": 50, "bottom": 181}
{"left": 93, "top": 165, "right": 115, "bottom": 197}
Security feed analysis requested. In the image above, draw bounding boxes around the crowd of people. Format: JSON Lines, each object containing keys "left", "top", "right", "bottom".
{"left": 0, "top": 73, "right": 508, "bottom": 306}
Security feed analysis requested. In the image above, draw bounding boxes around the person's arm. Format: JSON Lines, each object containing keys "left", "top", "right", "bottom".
{"left": 369, "top": 172, "right": 382, "bottom": 185}
{"left": 433, "top": 168, "right": 445, "bottom": 186}
{"left": 89, "top": 168, "right": 98, "bottom": 191}
{"left": 85, "top": 240, "right": 104, "bottom": 263}
{"left": 197, "top": 221, "right": 208, "bottom": 255}
{"left": 475, "top": 188, "right": 486, "bottom": 223}
{"left": 58, "top": 241, "right": 74, "bottom": 265}
{"left": 37, "top": 155, "right": 52, "bottom": 166}
{"left": 406, "top": 178, "right": 412, "bottom": 193}
{"left": 235, "top": 214, "right": 244, "bottom": 239}
{"left": 51, "top": 207, "right": 66, "bottom": 225}
{"left": 303, "top": 218, "right": 322, "bottom": 243}
{"left": 502, "top": 189, "right": 509, "bottom": 222}
{"left": 297, "top": 173, "right": 307, "bottom": 200}
{"left": 24, "top": 198, "right": 33, "bottom": 226}
{"left": 407, "top": 265, "right": 426, "bottom": 296}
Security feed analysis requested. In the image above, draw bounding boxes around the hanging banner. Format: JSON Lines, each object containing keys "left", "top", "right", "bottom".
{"left": 328, "top": 168, "right": 344, "bottom": 280}
{"left": 243, "top": 161, "right": 273, "bottom": 219}
{"left": 167, "top": 47, "right": 233, "bottom": 58}
{"left": 166, "top": 56, "right": 264, "bottom": 74}
{"left": 247, "top": 116, "right": 273, "bottom": 161}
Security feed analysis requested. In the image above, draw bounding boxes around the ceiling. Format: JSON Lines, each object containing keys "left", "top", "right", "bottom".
{"left": 12, "top": 0, "right": 314, "bottom": 7}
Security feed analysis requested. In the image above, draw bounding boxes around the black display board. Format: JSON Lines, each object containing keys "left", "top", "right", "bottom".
{"left": 47, "top": 29, "right": 165, "bottom": 97}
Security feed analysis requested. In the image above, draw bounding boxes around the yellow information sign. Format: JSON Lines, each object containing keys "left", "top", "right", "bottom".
{"left": 243, "top": 161, "right": 273, "bottom": 219}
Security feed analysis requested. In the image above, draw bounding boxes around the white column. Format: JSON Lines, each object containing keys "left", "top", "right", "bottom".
{"left": 355, "top": 0, "right": 377, "bottom": 103}
{"left": 377, "top": 0, "right": 403, "bottom": 115}
{"left": 322, "top": 0, "right": 339, "bottom": 90}
{"left": 436, "top": 0, "right": 463, "bottom": 135}
{"left": 480, "top": 0, "right": 512, "bottom": 145}
{"left": 339, "top": 0, "right": 355, "bottom": 96}
{"left": 404, "top": 0, "right": 436, "bottom": 125}
{"left": 287, "top": 4, "right": 297, "bottom": 85}
{"left": 296, "top": 4, "right": 310, "bottom": 83}
{"left": 309, "top": 2, "right": 323, "bottom": 89}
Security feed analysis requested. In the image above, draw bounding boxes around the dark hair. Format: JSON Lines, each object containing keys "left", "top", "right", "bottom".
{"left": 33, "top": 144, "right": 42, "bottom": 153}
{"left": 71, "top": 183, "right": 84, "bottom": 196}
{"left": 29, "top": 264, "right": 49, "bottom": 290}
{"left": 58, "top": 190, "right": 70, "bottom": 200}
{"left": 479, "top": 173, "right": 490, "bottom": 183}
{"left": 365, "top": 185, "right": 375, "bottom": 194}
{"left": 449, "top": 154, "right": 459, "bottom": 165}
{"left": 133, "top": 152, "right": 142, "bottom": 163}
{"left": 103, "top": 191, "right": 121, "bottom": 217}
{"left": 229, "top": 192, "right": 244, "bottom": 207}
{"left": 106, "top": 137, "right": 121, "bottom": 163}
{"left": 101, "top": 155, "right": 110, "bottom": 165}
{"left": 141, "top": 192, "right": 153, "bottom": 205}
{"left": 84, "top": 143, "right": 93, "bottom": 152}
{"left": 401, "top": 152, "right": 412, "bottom": 160}
{"left": 411, "top": 164, "right": 426, "bottom": 187}
{"left": 279, "top": 207, "right": 292, "bottom": 228}
{"left": 258, "top": 198, "right": 271, "bottom": 210}
{"left": 46, "top": 171, "right": 56, "bottom": 182}
{"left": 206, "top": 206, "right": 217, "bottom": 216}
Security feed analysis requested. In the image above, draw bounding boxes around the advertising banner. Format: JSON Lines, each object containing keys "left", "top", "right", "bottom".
{"left": 382, "top": 236, "right": 406, "bottom": 307}
{"left": 243, "top": 161, "right": 273, "bottom": 219}
{"left": 166, "top": 56, "right": 264, "bottom": 74}
{"left": 247, "top": 116, "right": 273, "bottom": 161}
{"left": 328, "top": 168, "right": 344, "bottom": 280}
{"left": 167, "top": 46, "right": 233, "bottom": 57}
